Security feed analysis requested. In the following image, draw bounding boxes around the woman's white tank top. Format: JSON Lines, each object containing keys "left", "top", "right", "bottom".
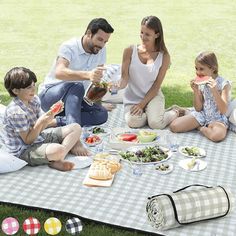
{"left": 123, "top": 45, "right": 163, "bottom": 105}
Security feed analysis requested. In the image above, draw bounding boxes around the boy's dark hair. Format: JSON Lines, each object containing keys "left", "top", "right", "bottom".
{"left": 4, "top": 67, "right": 37, "bottom": 97}
{"left": 85, "top": 18, "right": 114, "bottom": 36}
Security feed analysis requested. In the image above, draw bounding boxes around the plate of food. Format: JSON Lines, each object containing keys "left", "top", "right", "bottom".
{"left": 89, "top": 126, "right": 110, "bottom": 137}
{"left": 155, "top": 163, "right": 174, "bottom": 174}
{"left": 179, "top": 158, "right": 207, "bottom": 172}
{"left": 115, "top": 130, "right": 159, "bottom": 144}
{"left": 178, "top": 146, "right": 206, "bottom": 158}
{"left": 84, "top": 135, "right": 102, "bottom": 147}
{"left": 119, "top": 145, "right": 172, "bottom": 165}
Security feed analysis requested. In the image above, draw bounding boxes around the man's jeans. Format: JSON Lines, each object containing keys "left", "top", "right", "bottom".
{"left": 39, "top": 82, "right": 108, "bottom": 126}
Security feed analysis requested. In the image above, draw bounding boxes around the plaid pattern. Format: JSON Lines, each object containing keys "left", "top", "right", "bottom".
{"left": 3, "top": 96, "right": 44, "bottom": 157}
{"left": 65, "top": 217, "right": 83, "bottom": 235}
{"left": 0, "top": 104, "right": 236, "bottom": 236}
{"left": 1, "top": 217, "right": 19, "bottom": 235}
{"left": 23, "top": 217, "right": 41, "bottom": 235}
{"left": 44, "top": 217, "right": 61, "bottom": 235}
{"left": 146, "top": 186, "right": 232, "bottom": 230}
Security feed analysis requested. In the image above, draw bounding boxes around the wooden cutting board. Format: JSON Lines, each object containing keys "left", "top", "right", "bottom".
{"left": 83, "top": 172, "right": 114, "bottom": 187}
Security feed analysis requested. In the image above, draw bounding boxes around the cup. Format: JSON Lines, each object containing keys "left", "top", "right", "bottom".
{"left": 82, "top": 125, "right": 92, "bottom": 140}
{"left": 131, "top": 158, "right": 143, "bottom": 176}
{"left": 165, "top": 132, "right": 179, "bottom": 152}
{"left": 95, "top": 141, "right": 104, "bottom": 153}
{"left": 132, "top": 163, "right": 143, "bottom": 176}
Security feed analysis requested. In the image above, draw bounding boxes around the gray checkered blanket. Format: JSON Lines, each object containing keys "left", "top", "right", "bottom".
{"left": 0, "top": 104, "right": 236, "bottom": 236}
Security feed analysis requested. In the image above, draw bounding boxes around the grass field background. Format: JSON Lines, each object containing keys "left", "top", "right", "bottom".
{"left": 0, "top": 0, "right": 236, "bottom": 235}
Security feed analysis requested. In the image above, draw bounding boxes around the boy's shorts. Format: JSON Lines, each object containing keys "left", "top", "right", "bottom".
{"left": 20, "top": 127, "right": 63, "bottom": 166}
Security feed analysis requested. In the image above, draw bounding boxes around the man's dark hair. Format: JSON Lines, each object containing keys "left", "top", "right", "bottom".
{"left": 85, "top": 18, "right": 114, "bottom": 36}
{"left": 4, "top": 67, "right": 37, "bottom": 97}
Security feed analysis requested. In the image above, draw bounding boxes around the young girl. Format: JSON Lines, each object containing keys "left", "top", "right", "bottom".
{"left": 170, "top": 51, "right": 231, "bottom": 142}
{"left": 118, "top": 16, "right": 180, "bottom": 129}
{"left": 3, "top": 67, "right": 89, "bottom": 171}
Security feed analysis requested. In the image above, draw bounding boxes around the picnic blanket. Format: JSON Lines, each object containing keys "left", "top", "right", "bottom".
{"left": 0, "top": 104, "right": 236, "bottom": 236}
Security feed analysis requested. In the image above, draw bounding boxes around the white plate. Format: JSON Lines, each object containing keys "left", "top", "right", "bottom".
{"left": 66, "top": 155, "right": 93, "bottom": 169}
{"left": 178, "top": 146, "right": 206, "bottom": 158}
{"left": 120, "top": 145, "right": 172, "bottom": 165}
{"left": 155, "top": 163, "right": 174, "bottom": 174}
{"left": 179, "top": 159, "right": 207, "bottom": 172}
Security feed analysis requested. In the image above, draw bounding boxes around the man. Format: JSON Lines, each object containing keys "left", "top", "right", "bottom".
{"left": 39, "top": 18, "right": 114, "bottom": 126}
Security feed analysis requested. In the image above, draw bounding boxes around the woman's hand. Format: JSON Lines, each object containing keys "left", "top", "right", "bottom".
{"left": 130, "top": 104, "right": 144, "bottom": 116}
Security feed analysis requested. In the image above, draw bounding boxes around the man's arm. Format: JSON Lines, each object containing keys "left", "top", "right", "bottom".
{"left": 55, "top": 57, "right": 105, "bottom": 83}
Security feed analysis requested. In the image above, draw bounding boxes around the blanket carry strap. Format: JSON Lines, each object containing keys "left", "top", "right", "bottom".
{"left": 148, "top": 184, "right": 231, "bottom": 225}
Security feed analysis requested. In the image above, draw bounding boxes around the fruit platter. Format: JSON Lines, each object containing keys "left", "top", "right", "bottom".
{"left": 109, "top": 129, "right": 160, "bottom": 150}
{"left": 119, "top": 145, "right": 171, "bottom": 165}
{"left": 84, "top": 135, "right": 102, "bottom": 147}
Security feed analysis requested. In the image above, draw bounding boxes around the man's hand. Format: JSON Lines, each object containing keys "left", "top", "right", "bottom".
{"left": 89, "top": 66, "right": 106, "bottom": 83}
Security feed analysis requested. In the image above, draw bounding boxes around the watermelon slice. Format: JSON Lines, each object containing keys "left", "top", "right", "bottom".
{"left": 117, "top": 133, "right": 137, "bottom": 142}
{"left": 194, "top": 75, "right": 210, "bottom": 85}
{"left": 49, "top": 100, "right": 64, "bottom": 115}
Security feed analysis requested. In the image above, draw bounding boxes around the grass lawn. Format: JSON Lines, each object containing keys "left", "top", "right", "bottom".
{"left": 0, "top": 0, "right": 236, "bottom": 235}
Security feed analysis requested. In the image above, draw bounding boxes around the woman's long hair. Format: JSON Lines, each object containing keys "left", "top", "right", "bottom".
{"left": 141, "top": 16, "right": 168, "bottom": 53}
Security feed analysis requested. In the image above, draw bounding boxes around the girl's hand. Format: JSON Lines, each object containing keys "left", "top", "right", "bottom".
{"left": 130, "top": 104, "right": 144, "bottom": 116}
{"left": 190, "top": 79, "right": 199, "bottom": 92}
{"left": 207, "top": 77, "right": 217, "bottom": 90}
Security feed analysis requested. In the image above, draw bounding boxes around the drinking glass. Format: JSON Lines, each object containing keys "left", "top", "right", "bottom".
{"left": 165, "top": 132, "right": 179, "bottom": 152}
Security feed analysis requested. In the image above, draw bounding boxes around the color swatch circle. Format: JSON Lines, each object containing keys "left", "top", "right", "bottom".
{"left": 65, "top": 217, "right": 83, "bottom": 235}
{"left": 23, "top": 217, "right": 41, "bottom": 235}
{"left": 44, "top": 217, "right": 61, "bottom": 235}
{"left": 1, "top": 217, "right": 19, "bottom": 235}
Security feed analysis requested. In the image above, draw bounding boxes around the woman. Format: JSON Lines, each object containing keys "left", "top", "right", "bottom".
{"left": 118, "top": 16, "right": 180, "bottom": 129}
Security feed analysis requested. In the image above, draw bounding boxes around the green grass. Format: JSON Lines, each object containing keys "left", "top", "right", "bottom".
{"left": 0, "top": 0, "right": 236, "bottom": 235}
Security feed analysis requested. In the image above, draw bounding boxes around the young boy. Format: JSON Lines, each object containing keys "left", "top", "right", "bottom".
{"left": 3, "top": 67, "right": 89, "bottom": 171}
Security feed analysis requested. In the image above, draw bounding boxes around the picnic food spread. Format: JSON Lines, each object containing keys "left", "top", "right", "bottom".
{"left": 194, "top": 75, "right": 210, "bottom": 85}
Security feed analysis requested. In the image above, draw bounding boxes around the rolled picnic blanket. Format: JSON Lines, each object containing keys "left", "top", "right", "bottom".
{"left": 146, "top": 184, "right": 234, "bottom": 230}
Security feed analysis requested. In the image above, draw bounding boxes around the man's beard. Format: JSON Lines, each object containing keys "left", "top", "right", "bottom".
{"left": 88, "top": 42, "right": 102, "bottom": 54}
